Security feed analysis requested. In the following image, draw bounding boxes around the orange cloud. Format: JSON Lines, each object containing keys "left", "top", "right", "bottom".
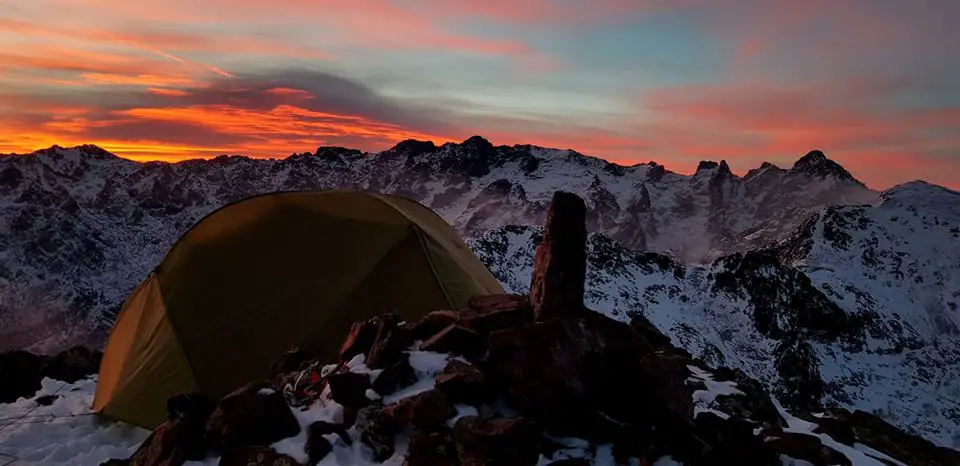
{"left": 147, "top": 88, "right": 190, "bottom": 97}
{"left": 264, "top": 87, "right": 313, "bottom": 98}
{"left": 80, "top": 73, "right": 196, "bottom": 87}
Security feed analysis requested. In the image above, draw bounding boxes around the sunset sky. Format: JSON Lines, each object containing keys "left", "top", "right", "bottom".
{"left": 1, "top": 0, "right": 958, "bottom": 189}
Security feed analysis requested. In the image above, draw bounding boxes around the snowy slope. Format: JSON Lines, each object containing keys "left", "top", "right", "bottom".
{"left": 467, "top": 182, "right": 960, "bottom": 450}
{"left": 0, "top": 141, "right": 874, "bottom": 352}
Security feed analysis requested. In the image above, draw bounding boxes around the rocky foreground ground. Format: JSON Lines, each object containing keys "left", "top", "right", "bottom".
{"left": 2, "top": 192, "right": 958, "bottom": 465}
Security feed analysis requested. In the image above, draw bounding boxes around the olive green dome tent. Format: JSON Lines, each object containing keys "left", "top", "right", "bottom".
{"left": 93, "top": 190, "right": 504, "bottom": 428}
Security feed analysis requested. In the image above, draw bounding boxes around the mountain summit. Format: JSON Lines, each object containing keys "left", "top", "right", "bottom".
{"left": 791, "top": 149, "right": 861, "bottom": 183}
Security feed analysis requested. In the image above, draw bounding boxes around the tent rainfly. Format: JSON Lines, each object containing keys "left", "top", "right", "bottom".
{"left": 93, "top": 190, "right": 504, "bottom": 428}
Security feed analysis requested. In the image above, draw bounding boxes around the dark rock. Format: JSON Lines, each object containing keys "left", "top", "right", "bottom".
{"left": 328, "top": 372, "right": 372, "bottom": 409}
{"left": 435, "top": 360, "right": 489, "bottom": 405}
{"left": 767, "top": 432, "right": 851, "bottom": 466}
{"left": 452, "top": 416, "right": 540, "bottom": 466}
{"left": 269, "top": 347, "right": 314, "bottom": 380}
{"left": 305, "top": 425, "right": 333, "bottom": 465}
{"left": 710, "top": 368, "right": 785, "bottom": 427}
{"left": 0, "top": 351, "right": 45, "bottom": 403}
{"left": 340, "top": 318, "right": 379, "bottom": 362}
{"left": 35, "top": 394, "right": 58, "bottom": 406}
{"left": 412, "top": 311, "right": 460, "bottom": 341}
{"left": 386, "top": 389, "right": 457, "bottom": 429}
{"left": 99, "top": 460, "right": 129, "bottom": 466}
{"left": 41, "top": 346, "right": 102, "bottom": 383}
{"left": 367, "top": 312, "right": 413, "bottom": 369}
{"left": 205, "top": 381, "right": 301, "bottom": 452}
{"left": 420, "top": 325, "right": 484, "bottom": 357}
{"left": 774, "top": 337, "right": 824, "bottom": 412}
{"left": 166, "top": 392, "right": 215, "bottom": 422}
{"left": 127, "top": 416, "right": 210, "bottom": 466}
{"left": 628, "top": 314, "right": 671, "bottom": 349}
{"left": 529, "top": 191, "right": 588, "bottom": 321}
{"left": 544, "top": 460, "right": 590, "bottom": 466}
{"left": 371, "top": 353, "right": 417, "bottom": 396}
{"left": 355, "top": 406, "right": 396, "bottom": 462}
{"left": 694, "top": 413, "right": 778, "bottom": 465}
{"left": 813, "top": 413, "right": 856, "bottom": 446}
{"left": 307, "top": 420, "right": 352, "bottom": 445}
{"left": 218, "top": 447, "right": 300, "bottom": 466}
{"left": 486, "top": 313, "right": 691, "bottom": 432}
{"left": 404, "top": 428, "right": 460, "bottom": 466}
{"left": 485, "top": 318, "right": 596, "bottom": 413}
{"left": 845, "top": 409, "right": 960, "bottom": 466}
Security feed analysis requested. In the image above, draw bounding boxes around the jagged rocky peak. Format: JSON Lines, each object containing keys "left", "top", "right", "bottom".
{"left": 460, "top": 135, "right": 495, "bottom": 153}
{"left": 694, "top": 160, "right": 733, "bottom": 178}
{"left": 388, "top": 139, "right": 438, "bottom": 156}
{"left": 791, "top": 149, "right": 858, "bottom": 182}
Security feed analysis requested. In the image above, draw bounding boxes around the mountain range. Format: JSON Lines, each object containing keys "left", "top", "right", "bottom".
{"left": 1, "top": 137, "right": 957, "bottom": 449}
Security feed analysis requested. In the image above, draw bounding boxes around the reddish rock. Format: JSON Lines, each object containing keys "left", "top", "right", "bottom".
{"left": 404, "top": 428, "right": 460, "bottom": 466}
{"left": 412, "top": 311, "right": 460, "bottom": 341}
{"left": 371, "top": 353, "right": 417, "bottom": 396}
{"left": 528, "top": 191, "right": 587, "bottom": 321}
{"left": 328, "top": 372, "right": 372, "bottom": 409}
{"left": 339, "top": 318, "right": 379, "bottom": 362}
{"left": 420, "top": 325, "right": 484, "bottom": 357}
{"left": 269, "top": 347, "right": 314, "bottom": 381}
{"left": 460, "top": 307, "right": 532, "bottom": 335}
{"left": 386, "top": 389, "right": 457, "bottom": 429}
{"left": 435, "top": 360, "right": 490, "bottom": 405}
{"left": 205, "top": 382, "right": 301, "bottom": 452}
{"left": 453, "top": 416, "right": 540, "bottom": 466}
{"left": 218, "top": 447, "right": 300, "bottom": 466}
{"left": 468, "top": 294, "right": 530, "bottom": 313}
{"left": 127, "top": 416, "right": 209, "bottom": 466}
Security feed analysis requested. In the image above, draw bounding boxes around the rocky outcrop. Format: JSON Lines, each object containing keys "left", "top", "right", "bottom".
{"left": 0, "top": 345, "right": 102, "bottom": 402}
{"left": 529, "top": 191, "right": 587, "bottom": 321}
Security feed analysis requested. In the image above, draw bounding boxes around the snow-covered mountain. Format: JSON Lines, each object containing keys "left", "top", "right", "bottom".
{"left": 467, "top": 181, "right": 960, "bottom": 449}
{"left": 0, "top": 139, "right": 873, "bottom": 351}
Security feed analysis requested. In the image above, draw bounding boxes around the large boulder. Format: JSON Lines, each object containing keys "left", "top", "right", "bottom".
{"left": 371, "top": 353, "right": 417, "bottom": 396}
{"left": 355, "top": 405, "right": 396, "bottom": 462}
{"left": 453, "top": 416, "right": 540, "bottom": 466}
{"left": 0, "top": 350, "right": 44, "bottom": 403}
{"left": 125, "top": 408, "right": 211, "bottom": 465}
{"left": 485, "top": 312, "right": 691, "bottom": 433}
{"left": 41, "top": 346, "right": 102, "bottom": 383}
{"left": 205, "top": 382, "right": 301, "bottom": 452}
{"left": 218, "top": 447, "right": 300, "bottom": 466}
{"left": 529, "top": 191, "right": 588, "bottom": 321}
{"left": 385, "top": 389, "right": 457, "bottom": 429}
{"left": 419, "top": 325, "right": 484, "bottom": 357}
{"left": 404, "top": 428, "right": 459, "bottom": 466}
{"left": 327, "top": 372, "right": 372, "bottom": 409}
{"left": 435, "top": 360, "right": 489, "bottom": 405}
